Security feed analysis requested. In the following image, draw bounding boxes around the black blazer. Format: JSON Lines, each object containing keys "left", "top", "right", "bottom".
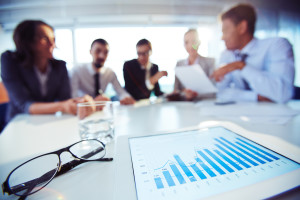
{"left": 1, "top": 51, "right": 71, "bottom": 122}
{"left": 123, "top": 59, "right": 163, "bottom": 100}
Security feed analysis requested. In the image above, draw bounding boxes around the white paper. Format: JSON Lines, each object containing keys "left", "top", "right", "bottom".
{"left": 175, "top": 64, "right": 217, "bottom": 94}
{"left": 197, "top": 101, "right": 300, "bottom": 125}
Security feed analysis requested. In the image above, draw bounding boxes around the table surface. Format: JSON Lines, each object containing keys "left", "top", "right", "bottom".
{"left": 0, "top": 100, "right": 300, "bottom": 200}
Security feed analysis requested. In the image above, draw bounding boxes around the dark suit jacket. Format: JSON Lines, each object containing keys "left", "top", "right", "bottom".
{"left": 123, "top": 59, "right": 163, "bottom": 100}
{"left": 1, "top": 51, "right": 71, "bottom": 123}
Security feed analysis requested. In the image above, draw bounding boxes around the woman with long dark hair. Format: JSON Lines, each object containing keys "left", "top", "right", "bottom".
{"left": 1, "top": 20, "right": 81, "bottom": 123}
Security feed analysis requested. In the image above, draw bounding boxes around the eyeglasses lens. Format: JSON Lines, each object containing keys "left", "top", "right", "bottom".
{"left": 70, "top": 140, "right": 105, "bottom": 160}
{"left": 8, "top": 154, "right": 59, "bottom": 196}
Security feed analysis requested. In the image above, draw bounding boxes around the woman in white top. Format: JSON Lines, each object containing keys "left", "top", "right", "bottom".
{"left": 174, "top": 29, "right": 215, "bottom": 100}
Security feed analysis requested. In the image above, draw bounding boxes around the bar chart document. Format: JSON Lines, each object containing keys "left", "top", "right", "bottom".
{"left": 128, "top": 127, "right": 300, "bottom": 200}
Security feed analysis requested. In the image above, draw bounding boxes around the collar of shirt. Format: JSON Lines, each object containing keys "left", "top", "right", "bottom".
{"left": 140, "top": 62, "right": 152, "bottom": 70}
{"left": 240, "top": 38, "right": 257, "bottom": 55}
{"left": 34, "top": 63, "right": 52, "bottom": 96}
{"left": 87, "top": 63, "right": 108, "bottom": 75}
{"left": 184, "top": 54, "right": 201, "bottom": 66}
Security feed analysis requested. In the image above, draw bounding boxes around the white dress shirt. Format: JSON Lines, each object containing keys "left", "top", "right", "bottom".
{"left": 217, "top": 37, "right": 295, "bottom": 103}
{"left": 142, "top": 62, "right": 154, "bottom": 90}
{"left": 70, "top": 63, "right": 131, "bottom": 100}
{"left": 34, "top": 64, "right": 52, "bottom": 97}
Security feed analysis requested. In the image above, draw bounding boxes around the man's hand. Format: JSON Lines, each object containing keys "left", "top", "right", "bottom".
{"left": 258, "top": 95, "right": 273, "bottom": 102}
{"left": 61, "top": 99, "right": 78, "bottom": 115}
{"left": 94, "top": 94, "right": 110, "bottom": 101}
{"left": 183, "top": 89, "right": 198, "bottom": 101}
{"left": 211, "top": 61, "right": 245, "bottom": 82}
{"left": 149, "top": 71, "right": 168, "bottom": 85}
{"left": 120, "top": 97, "right": 136, "bottom": 105}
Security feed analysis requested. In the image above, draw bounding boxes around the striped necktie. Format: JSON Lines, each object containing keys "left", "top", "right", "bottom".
{"left": 235, "top": 52, "right": 250, "bottom": 90}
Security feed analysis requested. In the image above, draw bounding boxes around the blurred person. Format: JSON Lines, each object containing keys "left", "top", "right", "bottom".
{"left": 70, "top": 38, "right": 135, "bottom": 105}
{"left": 1, "top": 20, "right": 84, "bottom": 124}
{"left": 211, "top": 4, "right": 294, "bottom": 103}
{"left": 123, "top": 39, "right": 167, "bottom": 100}
{"left": 173, "top": 29, "right": 215, "bottom": 101}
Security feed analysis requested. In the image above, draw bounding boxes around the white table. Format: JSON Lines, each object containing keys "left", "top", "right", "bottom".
{"left": 0, "top": 100, "right": 300, "bottom": 200}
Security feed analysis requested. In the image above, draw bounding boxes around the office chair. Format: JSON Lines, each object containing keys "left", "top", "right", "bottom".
{"left": 294, "top": 86, "right": 300, "bottom": 100}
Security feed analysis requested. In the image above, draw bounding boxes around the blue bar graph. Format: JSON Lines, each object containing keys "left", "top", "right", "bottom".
{"left": 197, "top": 151, "right": 226, "bottom": 175}
{"left": 220, "top": 137, "right": 266, "bottom": 164}
{"left": 214, "top": 149, "right": 243, "bottom": 170}
{"left": 204, "top": 149, "right": 234, "bottom": 173}
{"left": 236, "top": 142, "right": 273, "bottom": 162}
{"left": 236, "top": 138, "right": 279, "bottom": 160}
{"left": 154, "top": 177, "right": 164, "bottom": 189}
{"left": 195, "top": 157, "right": 216, "bottom": 177}
{"left": 215, "top": 138, "right": 258, "bottom": 166}
{"left": 190, "top": 164, "right": 207, "bottom": 179}
{"left": 170, "top": 164, "right": 186, "bottom": 184}
{"left": 162, "top": 170, "right": 175, "bottom": 187}
{"left": 215, "top": 144, "right": 250, "bottom": 168}
{"left": 152, "top": 135, "right": 282, "bottom": 190}
{"left": 174, "top": 155, "right": 197, "bottom": 182}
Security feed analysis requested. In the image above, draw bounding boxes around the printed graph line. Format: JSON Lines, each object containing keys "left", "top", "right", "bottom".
{"left": 174, "top": 155, "right": 197, "bottom": 182}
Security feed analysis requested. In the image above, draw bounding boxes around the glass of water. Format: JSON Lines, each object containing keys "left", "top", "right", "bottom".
{"left": 77, "top": 101, "right": 114, "bottom": 144}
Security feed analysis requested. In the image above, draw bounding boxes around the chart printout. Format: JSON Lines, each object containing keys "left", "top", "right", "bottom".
{"left": 128, "top": 127, "right": 300, "bottom": 200}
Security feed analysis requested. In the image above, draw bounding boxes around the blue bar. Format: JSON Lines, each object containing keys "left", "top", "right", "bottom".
{"left": 215, "top": 138, "right": 258, "bottom": 166}
{"left": 236, "top": 138, "right": 279, "bottom": 160}
{"left": 162, "top": 170, "right": 175, "bottom": 187}
{"left": 190, "top": 164, "right": 207, "bottom": 179}
{"left": 215, "top": 144, "right": 250, "bottom": 168}
{"left": 170, "top": 164, "right": 186, "bottom": 184}
{"left": 220, "top": 137, "right": 266, "bottom": 164}
{"left": 214, "top": 149, "right": 243, "bottom": 170}
{"left": 236, "top": 142, "right": 273, "bottom": 162}
{"left": 174, "top": 155, "right": 197, "bottom": 182}
{"left": 204, "top": 149, "right": 234, "bottom": 173}
{"left": 195, "top": 157, "right": 216, "bottom": 177}
{"left": 154, "top": 177, "right": 164, "bottom": 189}
{"left": 197, "top": 151, "right": 226, "bottom": 175}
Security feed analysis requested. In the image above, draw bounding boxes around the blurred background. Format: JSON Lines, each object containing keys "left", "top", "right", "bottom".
{"left": 0, "top": 0, "right": 299, "bottom": 94}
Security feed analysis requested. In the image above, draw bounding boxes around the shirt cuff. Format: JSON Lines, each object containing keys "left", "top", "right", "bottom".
{"left": 240, "top": 65, "right": 262, "bottom": 89}
{"left": 145, "top": 80, "right": 154, "bottom": 90}
{"left": 24, "top": 101, "right": 33, "bottom": 114}
{"left": 217, "top": 88, "right": 257, "bottom": 102}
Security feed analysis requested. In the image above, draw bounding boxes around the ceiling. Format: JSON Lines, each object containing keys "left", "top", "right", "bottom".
{"left": 0, "top": 0, "right": 299, "bottom": 31}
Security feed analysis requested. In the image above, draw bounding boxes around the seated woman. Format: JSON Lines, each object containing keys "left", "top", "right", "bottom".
{"left": 1, "top": 20, "right": 85, "bottom": 123}
{"left": 173, "top": 29, "right": 215, "bottom": 101}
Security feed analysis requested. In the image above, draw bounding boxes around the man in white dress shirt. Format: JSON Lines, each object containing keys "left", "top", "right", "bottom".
{"left": 71, "top": 38, "right": 135, "bottom": 105}
{"left": 211, "top": 4, "right": 295, "bottom": 103}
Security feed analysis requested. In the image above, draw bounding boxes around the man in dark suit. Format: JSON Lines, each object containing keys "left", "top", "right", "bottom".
{"left": 123, "top": 39, "right": 167, "bottom": 100}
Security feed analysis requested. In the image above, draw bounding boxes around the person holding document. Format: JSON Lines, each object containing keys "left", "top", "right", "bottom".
{"left": 211, "top": 4, "right": 295, "bottom": 103}
{"left": 173, "top": 29, "right": 215, "bottom": 101}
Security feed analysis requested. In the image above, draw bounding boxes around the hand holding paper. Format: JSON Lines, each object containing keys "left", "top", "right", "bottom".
{"left": 175, "top": 64, "right": 217, "bottom": 95}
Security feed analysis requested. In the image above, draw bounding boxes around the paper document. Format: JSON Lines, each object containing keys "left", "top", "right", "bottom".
{"left": 175, "top": 64, "right": 217, "bottom": 94}
{"left": 197, "top": 101, "right": 300, "bottom": 125}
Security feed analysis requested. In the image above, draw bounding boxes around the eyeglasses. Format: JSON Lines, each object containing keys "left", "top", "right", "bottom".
{"left": 2, "top": 139, "right": 112, "bottom": 199}
{"left": 137, "top": 51, "right": 150, "bottom": 57}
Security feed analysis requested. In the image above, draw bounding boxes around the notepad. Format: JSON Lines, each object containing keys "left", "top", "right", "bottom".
{"left": 175, "top": 64, "right": 217, "bottom": 94}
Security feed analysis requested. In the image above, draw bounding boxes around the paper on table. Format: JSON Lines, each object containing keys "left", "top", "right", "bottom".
{"left": 197, "top": 101, "right": 300, "bottom": 125}
{"left": 175, "top": 64, "right": 217, "bottom": 94}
